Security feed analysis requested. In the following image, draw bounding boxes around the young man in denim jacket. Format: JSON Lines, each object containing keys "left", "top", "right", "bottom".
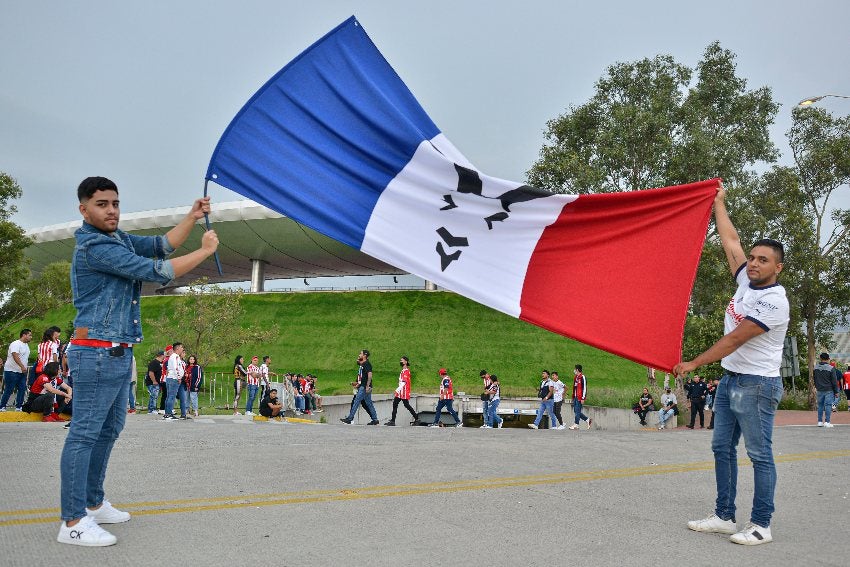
{"left": 57, "top": 177, "right": 218, "bottom": 547}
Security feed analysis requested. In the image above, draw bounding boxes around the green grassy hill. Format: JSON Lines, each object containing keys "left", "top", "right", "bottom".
{"left": 17, "top": 290, "right": 652, "bottom": 405}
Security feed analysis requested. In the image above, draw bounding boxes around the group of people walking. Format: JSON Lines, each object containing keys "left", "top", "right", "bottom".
{"left": 526, "top": 366, "right": 592, "bottom": 430}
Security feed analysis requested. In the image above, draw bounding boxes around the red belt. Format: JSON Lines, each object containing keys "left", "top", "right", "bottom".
{"left": 71, "top": 339, "right": 131, "bottom": 348}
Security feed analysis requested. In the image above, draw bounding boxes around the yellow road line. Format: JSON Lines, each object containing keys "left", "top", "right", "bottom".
{"left": 2, "top": 449, "right": 847, "bottom": 527}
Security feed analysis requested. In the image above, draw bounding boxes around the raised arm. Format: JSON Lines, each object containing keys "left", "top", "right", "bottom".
{"left": 714, "top": 184, "right": 747, "bottom": 276}
{"left": 165, "top": 197, "right": 211, "bottom": 250}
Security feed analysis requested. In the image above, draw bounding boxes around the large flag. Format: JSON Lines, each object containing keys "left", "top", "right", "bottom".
{"left": 206, "top": 16, "right": 717, "bottom": 371}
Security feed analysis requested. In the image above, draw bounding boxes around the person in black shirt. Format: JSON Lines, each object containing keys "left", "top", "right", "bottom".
{"left": 634, "top": 387, "right": 654, "bottom": 426}
{"left": 686, "top": 374, "right": 708, "bottom": 429}
{"left": 259, "top": 388, "right": 284, "bottom": 420}
{"left": 146, "top": 352, "right": 164, "bottom": 414}
{"left": 340, "top": 349, "right": 379, "bottom": 425}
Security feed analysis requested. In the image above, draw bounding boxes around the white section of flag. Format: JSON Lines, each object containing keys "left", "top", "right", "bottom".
{"left": 361, "top": 136, "right": 577, "bottom": 317}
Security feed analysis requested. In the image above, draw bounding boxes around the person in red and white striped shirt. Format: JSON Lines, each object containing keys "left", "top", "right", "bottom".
{"left": 34, "top": 327, "right": 61, "bottom": 383}
{"left": 245, "top": 356, "right": 261, "bottom": 415}
{"left": 429, "top": 368, "right": 461, "bottom": 427}
{"left": 385, "top": 356, "right": 419, "bottom": 426}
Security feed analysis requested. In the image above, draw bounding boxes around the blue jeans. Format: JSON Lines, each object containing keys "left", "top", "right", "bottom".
{"left": 295, "top": 394, "right": 305, "bottom": 411}
{"left": 816, "top": 391, "right": 835, "bottom": 423}
{"left": 177, "top": 383, "right": 189, "bottom": 417}
{"left": 1, "top": 370, "right": 27, "bottom": 409}
{"left": 347, "top": 386, "right": 378, "bottom": 421}
{"left": 189, "top": 391, "right": 199, "bottom": 413}
{"left": 432, "top": 399, "right": 460, "bottom": 424}
{"left": 128, "top": 382, "right": 136, "bottom": 410}
{"left": 245, "top": 384, "right": 259, "bottom": 413}
{"left": 164, "top": 378, "right": 179, "bottom": 416}
{"left": 658, "top": 407, "right": 675, "bottom": 425}
{"left": 533, "top": 398, "right": 559, "bottom": 428}
{"left": 573, "top": 399, "right": 589, "bottom": 425}
{"left": 60, "top": 345, "right": 131, "bottom": 521}
{"left": 482, "top": 399, "right": 491, "bottom": 426}
{"left": 488, "top": 398, "right": 503, "bottom": 427}
{"left": 711, "top": 373, "right": 783, "bottom": 527}
{"left": 147, "top": 384, "right": 160, "bottom": 412}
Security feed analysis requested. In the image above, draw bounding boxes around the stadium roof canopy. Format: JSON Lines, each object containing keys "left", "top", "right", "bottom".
{"left": 24, "top": 201, "right": 402, "bottom": 294}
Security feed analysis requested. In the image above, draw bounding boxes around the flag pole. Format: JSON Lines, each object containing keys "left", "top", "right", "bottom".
{"left": 203, "top": 179, "right": 224, "bottom": 276}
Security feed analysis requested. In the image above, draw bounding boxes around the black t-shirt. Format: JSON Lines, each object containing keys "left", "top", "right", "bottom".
{"left": 688, "top": 381, "right": 708, "bottom": 400}
{"left": 146, "top": 359, "right": 162, "bottom": 386}
{"left": 259, "top": 395, "right": 275, "bottom": 417}
{"left": 358, "top": 360, "right": 373, "bottom": 388}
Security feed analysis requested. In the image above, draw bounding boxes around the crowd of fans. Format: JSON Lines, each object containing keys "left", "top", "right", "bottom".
{"left": 3, "top": 326, "right": 850, "bottom": 430}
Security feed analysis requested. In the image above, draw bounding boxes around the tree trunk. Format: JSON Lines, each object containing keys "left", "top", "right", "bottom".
{"left": 806, "top": 315, "right": 816, "bottom": 408}
{"left": 646, "top": 366, "right": 658, "bottom": 387}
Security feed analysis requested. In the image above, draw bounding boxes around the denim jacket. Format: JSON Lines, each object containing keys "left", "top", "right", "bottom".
{"left": 71, "top": 221, "right": 175, "bottom": 344}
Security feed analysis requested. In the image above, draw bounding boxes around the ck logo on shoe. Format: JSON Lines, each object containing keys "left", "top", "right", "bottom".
{"left": 69, "top": 530, "right": 83, "bottom": 539}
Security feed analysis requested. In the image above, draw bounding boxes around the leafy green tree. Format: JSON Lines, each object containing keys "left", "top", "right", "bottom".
{"left": 0, "top": 172, "right": 32, "bottom": 297}
{"left": 735, "top": 107, "right": 850, "bottom": 403}
{"left": 526, "top": 43, "right": 779, "bottom": 382}
{"left": 0, "top": 261, "right": 73, "bottom": 345}
{"left": 145, "top": 278, "right": 279, "bottom": 368}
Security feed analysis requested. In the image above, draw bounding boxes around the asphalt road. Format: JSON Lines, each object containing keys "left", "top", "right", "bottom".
{"left": 1, "top": 415, "right": 847, "bottom": 566}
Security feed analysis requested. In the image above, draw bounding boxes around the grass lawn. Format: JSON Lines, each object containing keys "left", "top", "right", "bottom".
{"left": 22, "top": 290, "right": 668, "bottom": 407}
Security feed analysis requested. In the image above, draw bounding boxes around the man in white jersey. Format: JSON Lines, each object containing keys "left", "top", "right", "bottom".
{"left": 674, "top": 184, "right": 789, "bottom": 546}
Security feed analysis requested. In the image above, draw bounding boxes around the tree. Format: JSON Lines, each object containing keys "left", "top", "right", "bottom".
{"left": 0, "top": 261, "right": 72, "bottom": 346}
{"left": 0, "top": 172, "right": 32, "bottom": 297}
{"left": 526, "top": 43, "right": 780, "bottom": 382}
{"left": 145, "top": 278, "right": 279, "bottom": 368}
{"left": 737, "top": 107, "right": 850, "bottom": 404}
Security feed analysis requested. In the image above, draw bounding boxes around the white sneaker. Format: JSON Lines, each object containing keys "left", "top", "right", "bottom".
{"left": 233, "top": 411, "right": 242, "bottom": 416}
{"left": 87, "top": 499, "right": 130, "bottom": 524}
{"left": 455, "top": 423, "right": 463, "bottom": 428}
{"left": 57, "top": 515, "right": 117, "bottom": 547}
{"left": 817, "top": 421, "right": 823, "bottom": 427}
{"left": 427, "top": 423, "right": 439, "bottom": 428}
{"left": 0, "top": 407, "right": 5, "bottom": 412}
{"left": 730, "top": 522, "right": 772, "bottom": 545}
{"left": 555, "top": 424, "right": 566, "bottom": 430}
{"left": 568, "top": 424, "right": 579, "bottom": 430}
{"left": 586, "top": 418, "right": 592, "bottom": 430}
{"left": 497, "top": 421, "right": 503, "bottom": 429}
{"left": 245, "top": 411, "right": 254, "bottom": 416}
{"left": 824, "top": 422, "right": 834, "bottom": 428}
{"left": 527, "top": 423, "right": 538, "bottom": 429}
{"left": 658, "top": 423, "right": 665, "bottom": 430}
{"left": 687, "top": 514, "right": 737, "bottom": 534}
{"left": 15, "top": 407, "right": 23, "bottom": 411}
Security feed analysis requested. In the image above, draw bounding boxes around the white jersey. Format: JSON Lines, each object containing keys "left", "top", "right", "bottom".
{"left": 552, "top": 380, "right": 565, "bottom": 402}
{"left": 721, "top": 264, "right": 789, "bottom": 376}
{"left": 4, "top": 340, "right": 30, "bottom": 372}
{"left": 166, "top": 353, "right": 186, "bottom": 381}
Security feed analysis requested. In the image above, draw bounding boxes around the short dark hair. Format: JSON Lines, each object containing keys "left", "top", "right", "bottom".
{"left": 263, "top": 356, "right": 270, "bottom": 362}
{"left": 43, "top": 361, "right": 60, "bottom": 377}
{"left": 78, "top": 177, "right": 118, "bottom": 202}
{"left": 575, "top": 364, "right": 582, "bottom": 372}
{"left": 172, "top": 342, "right": 183, "bottom": 350}
{"left": 20, "top": 328, "right": 31, "bottom": 338}
{"left": 269, "top": 388, "right": 278, "bottom": 394}
{"left": 479, "top": 370, "right": 488, "bottom": 376}
{"left": 361, "top": 349, "right": 370, "bottom": 358}
{"left": 820, "top": 352, "right": 830, "bottom": 361}
{"left": 401, "top": 356, "right": 409, "bottom": 365}
{"left": 490, "top": 374, "right": 499, "bottom": 382}
{"left": 752, "top": 238, "right": 785, "bottom": 263}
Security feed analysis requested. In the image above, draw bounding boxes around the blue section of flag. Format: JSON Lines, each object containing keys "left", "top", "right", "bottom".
{"left": 206, "top": 16, "right": 441, "bottom": 249}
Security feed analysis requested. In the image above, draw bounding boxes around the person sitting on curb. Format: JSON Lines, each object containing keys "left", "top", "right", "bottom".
{"left": 633, "top": 387, "right": 655, "bottom": 426}
{"left": 657, "top": 387, "right": 677, "bottom": 430}
{"left": 26, "top": 362, "right": 72, "bottom": 422}
{"left": 259, "top": 388, "right": 285, "bottom": 421}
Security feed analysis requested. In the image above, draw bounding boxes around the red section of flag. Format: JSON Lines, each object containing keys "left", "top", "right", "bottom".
{"left": 519, "top": 179, "right": 719, "bottom": 371}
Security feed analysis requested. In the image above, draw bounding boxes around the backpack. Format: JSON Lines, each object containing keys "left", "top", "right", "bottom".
{"left": 538, "top": 381, "right": 550, "bottom": 399}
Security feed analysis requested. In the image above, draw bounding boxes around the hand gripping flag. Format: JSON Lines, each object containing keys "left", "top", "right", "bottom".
{"left": 206, "top": 16, "right": 717, "bottom": 371}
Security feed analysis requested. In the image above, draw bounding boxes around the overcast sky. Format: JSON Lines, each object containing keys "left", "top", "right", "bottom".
{"left": 2, "top": 0, "right": 849, "bottom": 230}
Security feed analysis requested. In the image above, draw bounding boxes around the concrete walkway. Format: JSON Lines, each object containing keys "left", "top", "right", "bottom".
{"left": 0, "top": 409, "right": 848, "bottom": 566}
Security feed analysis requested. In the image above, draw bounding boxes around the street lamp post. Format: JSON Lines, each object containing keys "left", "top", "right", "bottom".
{"left": 797, "top": 93, "right": 850, "bottom": 107}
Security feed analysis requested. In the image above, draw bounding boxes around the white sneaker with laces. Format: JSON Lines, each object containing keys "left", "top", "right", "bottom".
{"left": 568, "top": 424, "right": 579, "bottom": 430}
{"left": 57, "top": 515, "right": 117, "bottom": 547}
{"left": 497, "top": 421, "right": 503, "bottom": 429}
{"left": 87, "top": 499, "right": 131, "bottom": 524}
{"left": 586, "top": 418, "right": 592, "bottom": 430}
{"left": 555, "top": 424, "right": 566, "bottom": 430}
{"left": 527, "top": 423, "right": 538, "bottom": 429}
{"left": 824, "top": 422, "right": 834, "bottom": 428}
{"left": 817, "top": 421, "right": 823, "bottom": 427}
{"left": 245, "top": 411, "right": 254, "bottom": 416}
{"left": 730, "top": 522, "right": 772, "bottom": 545}
{"left": 687, "top": 514, "right": 736, "bottom": 534}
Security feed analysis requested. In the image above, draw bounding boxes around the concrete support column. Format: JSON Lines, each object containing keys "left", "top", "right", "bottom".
{"left": 250, "top": 259, "right": 267, "bottom": 293}
{"left": 425, "top": 280, "right": 437, "bottom": 291}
